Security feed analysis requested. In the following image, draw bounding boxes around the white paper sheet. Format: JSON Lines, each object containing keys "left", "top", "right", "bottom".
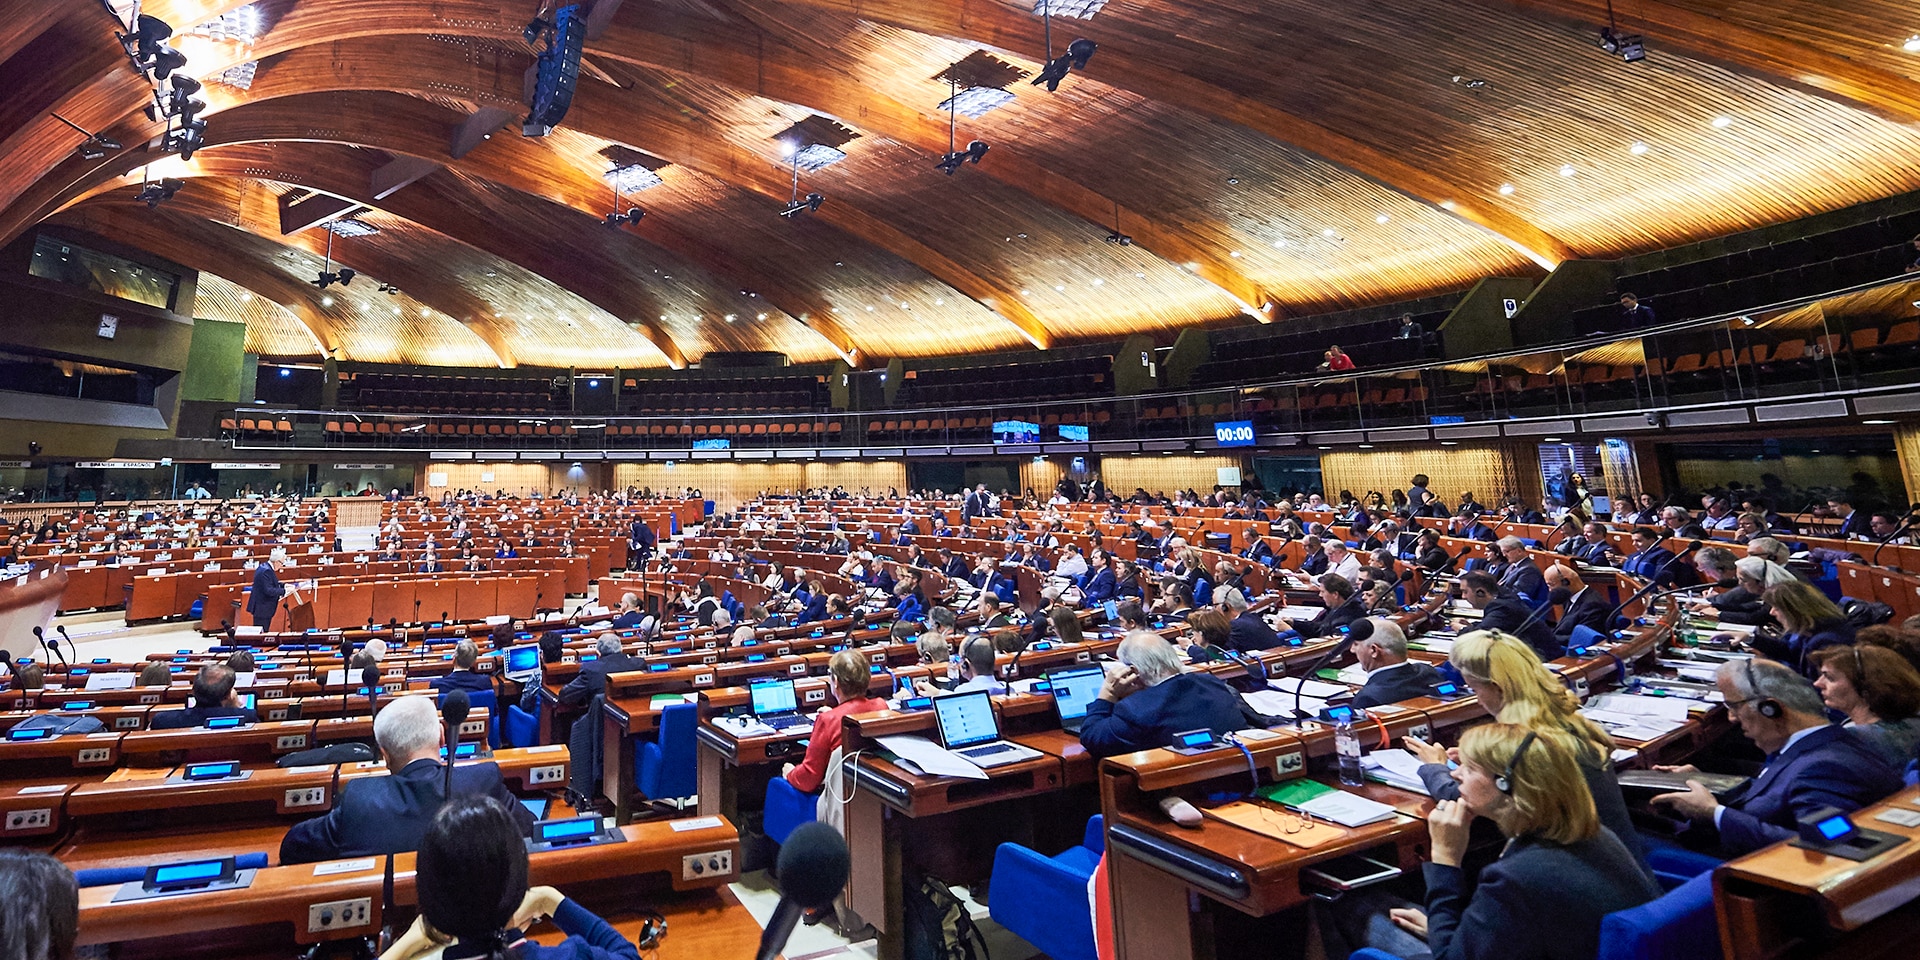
{"left": 876, "top": 734, "right": 990, "bottom": 780}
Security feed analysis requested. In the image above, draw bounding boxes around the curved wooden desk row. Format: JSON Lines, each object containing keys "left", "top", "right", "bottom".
{"left": 1, "top": 742, "right": 560, "bottom": 850}
{"left": 74, "top": 814, "right": 738, "bottom": 947}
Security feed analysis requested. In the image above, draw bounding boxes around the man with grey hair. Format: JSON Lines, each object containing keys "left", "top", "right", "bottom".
{"left": 1348, "top": 618, "right": 1443, "bottom": 709}
{"left": 279, "top": 694, "right": 534, "bottom": 863}
{"left": 246, "top": 545, "right": 289, "bottom": 630}
{"left": 1078, "top": 630, "right": 1246, "bottom": 758}
{"left": 610, "top": 591, "right": 644, "bottom": 630}
{"left": 1745, "top": 536, "right": 1792, "bottom": 566}
{"left": 558, "top": 633, "right": 645, "bottom": 706}
{"left": 1694, "top": 546, "right": 1740, "bottom": 588}
{"left": 1216, "top": 586, "right": 1284, "bottom": 652}
{"left": 428, "top": 639, "right": 492, "bottom": 695}
{"left": 1492, "top": 535, "right": 1545, "bottom": 602}
{"left": 1652, "top": 658, "right": 1902, "bottom": 856}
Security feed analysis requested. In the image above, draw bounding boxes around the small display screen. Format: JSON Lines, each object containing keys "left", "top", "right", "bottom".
{"left": 746, "top": 654, "right": 767, "bottom": 663}
{"left": 185, "top": 761, "right": 239, "bottom": 779}
{"left": 1177, "top": 730, "right": 1216, "bottom": 748}
{"left": 152, "top": 860, "right": 226, "bottom": 885}
{"left": 7, "top": 728, "right": 50, "bottom": 741}
{"left": 751, "top": 680, "right": 798, "bottom": 715}
{"left": 205, "top": 716, "right": 244, "bottom": 729}
{"left": 92, "top": 658, "right": 111, "bottom": 664}
{"left": 649, "top": 664, "right": 670, "bottom": 672}
{"left": 69, "top": 668, "right": 90, "bottom": 677}
{"left": 1058, "top": 424, "right": 1089, "bottom": 442}
{"left": 61, "top": 701, "right": 93, "bottom": 711}
{"left": 1818, "top": 815, "right": 1856, "bottom": 841}
{"left": 1213, "top": 420, "right": 1256, "bottom": 447}
{"left": 538, "top": 817, "right": 601, "bottom": 841}
{"left": 903, "top": 697, "right": 933, "bottom": 711}
{"left": 1433, "top": 682, "right": 1460, "bottom": 697}
{"left": 506, "top": 645, "right": 539, "bottom": 674}
{"left": 1323, "top": 706, "right": 1354, "bottom": 723}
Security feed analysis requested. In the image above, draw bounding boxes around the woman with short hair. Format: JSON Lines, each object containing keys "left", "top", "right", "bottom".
{"left": 1752, "top": 579, "right": 1855, "bottom": 678}
{"left": 1812, "top": 644, "right": 1920, "bottom": 767}
{"left": 0, "top": 849, "right": 77, "bottom": 960}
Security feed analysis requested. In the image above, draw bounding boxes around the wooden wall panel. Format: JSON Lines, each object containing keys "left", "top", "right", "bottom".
{"left": 1318, "top": 443, "right": 1544, "bottom": 508}
{"left": 1896, "top": 426, "right": 1920, "bottom": 509}
{"left": 1101, "top": 455, "right": 1247, "bottom": 499}
{"left": 610, "top": 461, "right": 908, "bottom": 513}
{"left": 415, "top": 462, "right": 590, "bottom": 497}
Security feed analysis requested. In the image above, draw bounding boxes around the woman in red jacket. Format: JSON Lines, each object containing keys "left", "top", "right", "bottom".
{"left": 783, "top": 650, "right": 888, "bottom": 793}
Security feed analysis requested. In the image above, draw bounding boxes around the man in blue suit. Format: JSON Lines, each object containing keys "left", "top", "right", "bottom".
{"left": 1240, "top": 527, "right": 1275, "bottom": 564}
{"left": 1653, "top": 658, "right": 1902, "bottom": 857}
{"left": 1222, "top": 589, "right": 1285, "bottom": 652}
{"left": 1348, "top": 619, "right": 1443, "bottom": 709}
{"left": 1082, "top": 560, "right": 1117, "bottom": 606}
{"left": 628, "top": 518, "right": 656, "bottom": 559}
{"left": 1493, "top": 536, "right": 1546, "bottom": 604}
{"left": 149, "top": 665, "right": 261, "bottom": 730}
{"left": 1620, "top": 527, "right": 1693, "bottom": 587}
{"left": 1079, "top": 632, "right": 1247, "bottom": 758}
{"left": 279, "top": 696, "right": 535, "bottom": 864}
{"left": 429, "top": 640, "right": 495, "bottom": 696}
{"left": 246, "top": 547, "right": 287, "bottom": 630}
{"left": 1555, "top": 520, "right": 1615, "bottom": 566}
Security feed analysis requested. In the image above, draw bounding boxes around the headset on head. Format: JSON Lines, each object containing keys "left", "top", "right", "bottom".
{"left": 1495, "top": 730, "right": 1539, "bottom": 794}
{"left": 1742, "top": 658, "right": 1781, "bottom": 719}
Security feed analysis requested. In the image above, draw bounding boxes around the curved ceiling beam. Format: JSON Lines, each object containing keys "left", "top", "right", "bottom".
{"left": 1484, "top": 0, "right": 1920, "bottom": 124}
{"left": 36, "top": 91, "right": 859, "bottom": 366}
{"left": 764, "top": 0, "right": 1576, "bottom": 270}
{"left": 51, "top": 200, "right": 340, "bottom": 358}
{"left": 80, "top": 178, "right": 522, "bottom": 367}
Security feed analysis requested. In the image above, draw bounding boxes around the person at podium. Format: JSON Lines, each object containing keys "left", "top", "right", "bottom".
{"left": 246, "top": 546, "right": 288, "bottom": 630}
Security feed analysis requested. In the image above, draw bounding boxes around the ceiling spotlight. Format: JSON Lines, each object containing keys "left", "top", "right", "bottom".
{"left": 603, "top": 207, "right": 645, "bottom": 227}
{"left": 1450, "top": 75, "right": 1487, "bottom": 89}
{"left": 1066, "top": 38, "right": 1096, "bottom": 68}
{"left": 522, "top": 15, "right": 552, "bottom": 45}
{"left": 780, "top": 192, "right": 825, "bottom": 218}
{"left": 1105, "top": 232, "right": 1132, "bottom": 245}
{"left": 379, "top": 282, "right": 399, "bottom": 294}
{"left": 1629, "top": 141, "right": 1649, "bottom": 155}
{"left": 1598, "top": 26, "right": 1645, "bottom": 62}
{"left": 1031, "top": 3, "right": 1096, "bottom": 92}
{"left": 163, "top": 118, "right": 205, "bottom": 160}
{"left": 52, "top": 114, "right": 121, "bottom": 160}
{"left": 935, "top": 139, "right": 989, "bottom": 175}
{"left": 135, "top": 176, "right": 183, "bottom": 208}
{"left": 313, "top": 267, "right": 356, "bottom": 289}
{"left": 1906, "top": 35, "right": 1920, "bottom": 53}
{"left": 148, "top": 46, "right": 188, "bottom": 80}
{"left": 117, "top": 15, "right": 177, "bottom": 74}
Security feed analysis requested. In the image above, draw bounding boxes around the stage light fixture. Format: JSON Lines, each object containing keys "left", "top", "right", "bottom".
{"left": 604, "top": 207, "right": 645, "bottom": 227}
{"left": 116, "top": 14, "right": 172, "bottom": 67}
{"left": 163, "top": 118, "right": 206, "bottom": 160}
{"left": 187, "top": 3, "right": 265, "bottom": 43}
{"left": 781, "top": 192, "right": 825, "bottom": 218}
{"left": 213, "top": 61, "right": 258, "bottom": 90}
{"left": 1030, "top": 4, "right": 1096, "bottom": 92}
{"left": 135, "top": 176, "right": 183, "bottom": 207}
{"left": 148, "top": 46, "right": 188, "bottom": 80}
{"left": 379, "top": 282, "right": 400, "bottom": 294}
{"left": 53, "top": 114, "right": 121, "bottom": 160}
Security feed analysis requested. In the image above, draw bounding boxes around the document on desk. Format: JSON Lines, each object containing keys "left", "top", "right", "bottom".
{"left": 1361, "top": 750, "right": 1432, "bottom": 795}
{"left": 1271, "top": 605, "right": 1327, "bottom": 621}
{"left": 1269, "top": 677, "right": 1351, "bottom": 700}
{"left": 713, "top": 715, "right": 778, "bottom": 738}
{"left": 876, "top": 735, "right": 990, "bottom": 780}
{"left": 1295, "top": 790, "right": 1399, "bottom": 827}
{"left": 1243, "top": 688, "right": 1319, "bottom": 717}
{"left": 1584, "top": 693, "right": 1693, "bottom": 723}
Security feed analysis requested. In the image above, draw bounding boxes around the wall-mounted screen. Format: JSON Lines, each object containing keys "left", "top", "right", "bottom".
{"left": 1213, "top": 420, "right": 1256, "bottom": 447}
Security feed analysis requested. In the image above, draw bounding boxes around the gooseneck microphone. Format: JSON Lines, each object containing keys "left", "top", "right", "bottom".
{"left": 1605, "top": 540, "right": 1703, "bottom": 631}
{"left": 1292, "top": 617, "right": 1370, "bottom": 720}
{"left": 361, "top": 665, "right": 380, "bottom": 718}
{"left": 756, "top": 822, "right": 852, "bottom": 960}
{"left": 441, "top": 689, "right": 471, "bottom": 799}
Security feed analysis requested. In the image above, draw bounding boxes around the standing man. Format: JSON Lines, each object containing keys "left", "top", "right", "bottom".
{"left": 1617, "top": 293, "right": 1656, "bottom": 330}
{"left": 628, "top": 516, "right": 656, "bottom": 561}
{"left": 247, "top": 547, "right": 288, "bottom": 631}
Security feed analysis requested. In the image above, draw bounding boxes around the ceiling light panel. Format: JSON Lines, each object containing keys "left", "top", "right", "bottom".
{"left": 1033, "top": 0, "right": 1108, "bottom": 18}
{"left": 323, "top": 218, "right": 379, "bottom": 237}
{"left": 188, "top": 3, "right": 266, "bottom": 43}
{"left": 938, "top": 86, "right": 1018, "bottom": 118}
{"left": 605, "top": 163, "right": 665, "bottom": 193}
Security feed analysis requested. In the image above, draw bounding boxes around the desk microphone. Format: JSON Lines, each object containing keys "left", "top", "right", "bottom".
{"left": 441, "top": 689, "right": 470, "bottom": 799}
{"left": 756, "top": 823, "right": 850, "bottom": 960}
{"left": 361, "top": 665, "right": 380, "bottom": 717}
{"left": 35, "top": 626, "right": 69, "bottom": 672}
{"left": 1604, "top": 542, "right": 1703, "bottom": 631}
{"left": 338, "top": 634, "right": 354, "bottom": 719}
{"left": 1291, "top": 618, "right": 1368, "bottom": 720}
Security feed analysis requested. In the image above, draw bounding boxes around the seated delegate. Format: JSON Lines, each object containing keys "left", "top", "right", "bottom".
{"left": 783, "top": 650, "right": 887, "bottom": 794}
{"left": 429, "top": 639, "right": 495, "bottom": 695}
{"left": 1348, "top": 618, "right": 1443, "bottom": 709}
{"left": 1327, "top": 723, "right": 1660, "bottom": 960}
{"left": 1652, "top": 658, "right": 1902, "bottom": 857}
{"left": 280, "top": 695, "right": 536, "bottom": 864}
{"left": 148, "top": 664, "right": 260, "bottom": 730}
{"left": 1078, "top": 631, "right": 1246, "bottom": 758}
{"left": 378, "top": 796, "right": 639, "bottom": 960}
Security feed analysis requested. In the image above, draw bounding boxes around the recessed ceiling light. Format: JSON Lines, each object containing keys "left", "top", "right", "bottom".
{"left": 1558, "top": 164, "right": 1576, "bottom": 176}
{"left": 1317, "top": 446, "right": 1330, "bottom": 451}
{"left": 1021, "top": 289, "right": 1031, "bottom": 295}
{"left": 1091, "top": 278, "right": 1104, "bottom": 286}
{"left": 1440, "top": 440, "right": 1458, "bottom": 445}
{"left": 321, "top": 296, "right": 333, "bottom": 307}
{"left": 865, "top": 305, "right": 875, "bottom": 312}
{"left": 1357, "top": 444, "right": 1374, "bottom": 449}
{"left": 756, "top": 313, "right": 767, "bottom": 320}
{"left": 1906, "top": 35, "right": 1920, "bottom": 52}
{"left": 1018, "top": 233, "right": 1028, "bottom": 239}
{"left": 1273, "top": 239, "right": 1288, "bottom": 248}
{"left": 1227, "top": 177, "right": 1239, "bottom": 185}
{"left": 1543, "top": 436, "right": 1561, "bottom": 441}
{"left": 240, "top": 292, "right": 252, "bottom": 302}
{"left": 1322, "top": 228, "right": 1336, "bottom": 237}
{"left": 1712, "top": 115, "right": 1733, "bottom": 128}
{"left": 1229, "top": 250, "right": 1242, "bottom": 258}
{"left": 1134, "top": 272, "right": 1145, "bottom": 278}
{"left": 1439, "top": 199, "right": 1456, "bottom": 210}
{"left": 1375, "top": 214, "right": 1389, "bottom": 224}
{"left": 1053, "top": 284, "right": 1065, "bottom": 291}
{"left": 934, "top": 298, "right": 944, "bottom": 305}
{"left": 1864, "top": 419, "right": 1895, "bottom": 425}
{"left": 1629, "top": 141, "right": 1649, "bottom": 155}
{"left": 1498, "top": 183, "right": 1515, "bottom": 195}
{"left": 392, "top": 306, "right": 401, "bottom": 316}
{"left": 725, "top": 314, "right": 736, "bottom": 322}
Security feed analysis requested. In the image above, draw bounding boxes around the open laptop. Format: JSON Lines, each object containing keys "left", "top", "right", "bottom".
{"left": 502, "top": 644, "right": 541, "bottom": 684}
{"left": 749, "top": 679, "right": 812, "bottom": 732}
{"left": 933, "top": 691, "right": 1042, "bottom": 769}
{"left": 1046, "top": 665, "right": 1106, "bottom": 734}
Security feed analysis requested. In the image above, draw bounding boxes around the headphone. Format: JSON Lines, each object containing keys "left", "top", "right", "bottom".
{"left": 634, "top": 909, "right": 667, "bottom": 951}
{"left": 1742, "top": 658, "right": 1781, "bottom": 719}
{"left": 1495, "top": 730, "right": 1539, "bottom": 794}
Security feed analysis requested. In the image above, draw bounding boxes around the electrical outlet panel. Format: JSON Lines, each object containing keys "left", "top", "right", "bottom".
{"left": 77, "top": 748, "right": 113, "bottom": 765}
{"left": 776, "top": 646, "right": 792, "bottom": 656}
{"left": 681, "top": 849, "right": 733, "bottom": 880}
{"left": 139, "top": 693, "right": 161, "bottom": 705}
{"left": 803, "top": 688, "right": 827, "bottom": 704}
{"left": 4, "top": 808, "right": 53, "bottom": 832}
{"left": 266, "top": 707, "right": 290, "bottom": 722}
{"left": 788, "top": 663, "right": 807, "bottom": 676}
{"left": 694, "top": 672, "right": 714, "bottom": 686}
{"left": 527, "top": 764, "right": 565, "bottom": 785}
{"left": 459, "top": 720, "right": 486, "bottom": 736}
{"left": 1273, "top": 751, "right": 1305, "bottom": 776}
{"left": 114, "top": 717, "right": 141, "bottom": 730}
{"left": 284, "top": 787, "right": 327, "bottom": 808}
{"left": 276, "top": 734, "right": 310, "bottom": 751}
{"left": 307, "top": 898, "right": 371, "bottom": 933}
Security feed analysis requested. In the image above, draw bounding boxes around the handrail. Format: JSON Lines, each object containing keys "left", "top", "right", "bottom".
{"left": 240, "top": 271, "right": 1916, "bottom": 424}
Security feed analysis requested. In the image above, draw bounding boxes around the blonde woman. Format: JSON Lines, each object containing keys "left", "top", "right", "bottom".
{"left": 1405, "top": 629, "right": 1650, "bottom": 876}
{"left": 1331, "top": 724, "right": 1659, "bottom": 960}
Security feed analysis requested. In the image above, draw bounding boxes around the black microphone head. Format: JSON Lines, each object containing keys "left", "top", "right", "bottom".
{"left": 442, "top": 689, "right": 471, "bottom": 727}
{"left": 1345, "top": 618, "right": 1374, "bottom": 645}
{"left": 1687, "top": 539, "right": 1703, "bottom": 550}
{"left": 775, "top": 822, "right": 850, "bottom": 910}
{"left": 32, "top": 626, "right": 42, "bottom": 639}
{"left": 360, "top": 665, "right": 380, "bottom": 690}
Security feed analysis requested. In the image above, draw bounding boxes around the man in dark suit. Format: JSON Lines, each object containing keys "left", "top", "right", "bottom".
{"left": 1654, "top": 659, "right": 1902, "bottom": 857}
{"left": 1616, "top": 292, "right": 1656, "bottom": 330}
{"left": 1082, "top": 561, "right": 1118, "bottom": 606}
{"left": 1221, "top": 588, "right": 1285, "bottom": 652}
{"left": 557, "top": 633, "right": 647, "bottom": 707}
{"left": 246, "top": 548, "right": 288, "bottom": 630}
{"left": 962, "top": 484, "right": 989, "bottom": 523}
{"left": 938, "top": 548, "right": 970, "bottom": 579}
{"left": 1620, "top": 527, "right": 1693, "bottom": 588}
{"left": 1828, "top": 496, "right": 1868, "bottom": 540}
{"left": 429, "top": 640, "right": 494, "bottom": 696}
{"left": 1349, "top": 619, "right": 1443, "bottom": 709}
{"left": 1556, "top": 521, "right": 1615, "bottom": 567}
{"left": 608, "top": 592, "right": 645, "bottom": 630}
{"left": 418, "top": 552, "right": 445, "bottom": 574}
{"left": 149, "top": 665, "right": 261, "bottom": 729}
{"left": 1454, "top": 571, "right": 1562, "bottom": 660}
{"left": 1080, "top": 632, "right": 1248, "bottom": 758}
{"left": 1545, "top": 564, "right": 1614, "bottom": 643}
{"left": 1274, "top": 573, "right": 1365, "bottom": 640}
{"left": 279, "top": 695, "right": 535, "bottom": 864}
{"left": 1493, "top": 536, "right": 1546, "bottom": 604}
{"left": 1240, "top": 527, "right": 1275, "bottom": 564}
{"left": 628, "top": 518, "right": 656, "bottom": 559}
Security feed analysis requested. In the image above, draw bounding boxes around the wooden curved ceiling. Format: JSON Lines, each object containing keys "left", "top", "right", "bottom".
{"left": 9, "top": 0, "right": 1920, "bottom": 368}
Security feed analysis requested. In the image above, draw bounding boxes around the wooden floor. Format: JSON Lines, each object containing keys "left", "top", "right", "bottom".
{"left": 525, "top": 885, "right": 765, "bottom": 960}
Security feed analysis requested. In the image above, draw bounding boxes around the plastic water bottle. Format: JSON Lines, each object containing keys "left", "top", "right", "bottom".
{"left": 1335, "top": 715, "right": 1364, "bottom": 786}
{"left": 948, "top": 653, "right": 961, "bottom": 681}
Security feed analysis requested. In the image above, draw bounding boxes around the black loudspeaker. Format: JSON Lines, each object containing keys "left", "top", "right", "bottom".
{"left": 524, "top": 5, "right": 584, "bottom": 136}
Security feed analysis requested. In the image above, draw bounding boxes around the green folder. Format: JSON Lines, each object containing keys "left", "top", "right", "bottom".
{"left": 650, "top": 693, "right": 688, "bottom": 708}
{"left": 1256, "top": 778, "right": 1337, "bottom": 808}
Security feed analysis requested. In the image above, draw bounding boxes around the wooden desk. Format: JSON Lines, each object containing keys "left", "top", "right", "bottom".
{"left": 67, "top": 764, "right": 337, "bottom": 821}
{"left": 0, "top": 780, "right": 77, "bottom": 840}
{"left": 1715, "top": 786, "right": 1920, "bottom": 959}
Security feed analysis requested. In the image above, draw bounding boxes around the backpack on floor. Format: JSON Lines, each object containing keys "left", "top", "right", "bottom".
{"left": 903, "top": 871, "right": 989, "bottom": 960}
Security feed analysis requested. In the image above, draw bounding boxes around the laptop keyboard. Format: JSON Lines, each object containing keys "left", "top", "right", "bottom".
{"left": 764, "top": 714, "right": 810, "bottom": 731}
{"left": 957, "top": 743, "right": 1017, "bottom": 760}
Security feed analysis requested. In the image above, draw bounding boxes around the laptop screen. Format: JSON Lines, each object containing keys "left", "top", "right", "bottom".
{"left": 750, "top": 680, "right": 798, "bottom": 716}
{"left": 505, "top": 645, "right": 539, "bottom": 676}
{"left": 1047, "top": 667, "right": 1106, "bottom": 722}
{"left": 934, "top": 691, "right": 1000, "bottom": 749}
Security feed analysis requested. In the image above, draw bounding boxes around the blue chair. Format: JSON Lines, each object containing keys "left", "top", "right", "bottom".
{"left": 75, "top": 852, "right": 270, "bottom": 888}
{"left": 506, "top": 695, "right": 539, "bottom": 748}
{"left": 443, "top": 688, "right": 501, "bottom": 750}
{"left": 1598, "top": 872, "right": 1718, "bottom": 960}
{"left": 763, "top": 776, "right": 817, "bottom": 845}
{"left": 1644, "top": 837, "right": 1722, "bottom": 889}
{"left": 636, "top": 703, "right": 697, "bottom": 806}
{"left": 987, "top": 815, "right": 1104, "bottom": 960}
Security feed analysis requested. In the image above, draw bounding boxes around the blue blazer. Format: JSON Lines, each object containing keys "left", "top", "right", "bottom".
{"left": 1422, "top": 830, "right": 1659, "bottom": 960}
{"left": 279, "top": 758, "right": 537, "bottom": 864}
{"left": 429, "top": 670, "right": 494, "bottom": 695}
{"left": 1228, "top": 611, "right": 1286, "bottom": 652}
{"left": 1083, "top": 568, "right": 1117, "bottom": 604}
{"left": 1242, "top": 541, "right": 1274, "bottom": 563}
{"left": 798, "top": 594, "right": 829, "bottom": 624}
{"left": 246, "top": 562, "right": 284, "bottom": 621}
{"left": 1715, "top": 724, "right": 1903, "bottom": 856}
{"left": 1750, "top": 618, "right": 1856, "bottom": 679}
{"left": 1477, "top": 595, "right": 1562, "bottom": 660}
{"left": 1079, "top": 672, "right": 1247, "bottom": 758}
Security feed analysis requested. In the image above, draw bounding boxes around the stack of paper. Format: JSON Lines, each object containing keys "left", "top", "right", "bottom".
{"left": 1582, "top": 692, "right": 1693, "bottom": 741}
{"left": 1272, "top": 605, "right": 1328, "bottom": 621}
{"left": 1361, "top": 750, "right": 1432, "bottom": 795}
{"left": 1334, "top": 665, "right": 1369, "bottom": 686}
{"left": 875, "top": 734, "right": 990, "bottom": 780}
{"left": 1296, "top": 790, "right": 1399, "bottom": 827}
{"left": 1243, "top": 688, "right": 1318, "bottom": 718}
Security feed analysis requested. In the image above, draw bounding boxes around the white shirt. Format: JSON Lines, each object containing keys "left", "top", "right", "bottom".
{"left": 1055, "top": 555, "right": 1089, "bottom": 578}
{"left": 1327, "top": 553, "right": 1362, "bottom": 582}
